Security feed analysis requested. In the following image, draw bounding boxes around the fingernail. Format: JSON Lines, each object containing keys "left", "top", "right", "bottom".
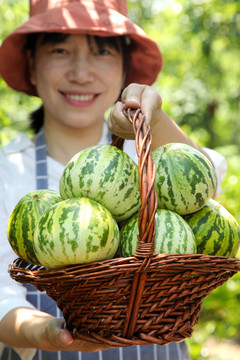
{"left": 128, "top": 98, "right": 140, "bottom": 104}
{"left": 59, "top": 330, "right": 72, "bottom": 345}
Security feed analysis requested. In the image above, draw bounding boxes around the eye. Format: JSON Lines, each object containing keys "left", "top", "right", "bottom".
{"left": 51, "top": 47, "right": 69, "bottom": 54}
{"left": 96, "top": 47, "right": 114, "bottom": 56}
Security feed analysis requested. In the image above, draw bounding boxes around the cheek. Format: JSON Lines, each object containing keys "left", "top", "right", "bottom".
{"left": 105, "top": 60, "right": 124, "bottom": 92}
{"left": 34, "top": 63, "right": 58, "bottom": 91}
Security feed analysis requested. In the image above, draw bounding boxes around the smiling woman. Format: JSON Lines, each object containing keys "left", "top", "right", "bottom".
{"left": 26, "top": 33, "right": 125, "bottom": 151}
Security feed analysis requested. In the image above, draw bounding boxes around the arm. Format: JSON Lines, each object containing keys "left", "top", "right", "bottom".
{"left": 108, "top": 83, "right": 211, "bottom": 159}
{"left": 108, "top": 83, "right": 227, "bottom": 196}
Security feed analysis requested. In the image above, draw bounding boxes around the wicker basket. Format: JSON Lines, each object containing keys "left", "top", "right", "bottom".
{"left": 9, "top": 108, "right": 240, "bottom": 347}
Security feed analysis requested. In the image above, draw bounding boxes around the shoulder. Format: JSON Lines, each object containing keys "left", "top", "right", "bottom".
{"left": 0, "top": 133, "right": 34, "bottom": 171}
{"left": 0, "top": 132, "right": 34, "bottom": 156}
{"left": 0, "top": 133, "right": 35, "bottom": 189}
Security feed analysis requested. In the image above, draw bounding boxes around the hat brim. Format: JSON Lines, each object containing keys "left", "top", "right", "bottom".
{"left": 0, "top": 2, "right": 163, "bottom": 96}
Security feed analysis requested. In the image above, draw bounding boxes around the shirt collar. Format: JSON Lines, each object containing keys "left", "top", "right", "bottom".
{"left": 2, "top": 122, "right": 112, "bottom": 155}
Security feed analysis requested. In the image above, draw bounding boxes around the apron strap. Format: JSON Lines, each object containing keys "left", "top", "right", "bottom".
{"left": 35, "top": 127, "right": 48, "bottom": 190}
{"left": 35, "top": 123, "right": 112, "bottom": 191}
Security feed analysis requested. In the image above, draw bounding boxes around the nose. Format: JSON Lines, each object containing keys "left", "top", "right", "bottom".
{"left": 67, "top": 54, "right": 95, "bottom": 84}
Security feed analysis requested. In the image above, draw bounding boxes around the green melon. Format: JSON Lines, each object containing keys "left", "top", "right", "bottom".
{"left": 184, "top": 198, "right": 240, "bottom": 257}
{"left": 59, "top": 144, "right": 141, "bottom": 222}
{"left": 33, "top": 197, "right": 120, "bottom": 269}
{"left": 152, "top": 143, "right": 217, "bottom": 215}
{"left": 7, "top": 189, "right": 62, "bottom": 264}
{"left": 119, "top": 208, "right": 196, "bottom": 257}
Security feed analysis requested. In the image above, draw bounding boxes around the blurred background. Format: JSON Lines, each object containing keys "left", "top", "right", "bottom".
{"left": 0, "top": 0, "right": 240, "bottom": 359}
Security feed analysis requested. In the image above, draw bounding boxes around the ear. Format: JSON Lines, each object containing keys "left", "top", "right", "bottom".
{"left": 26, "top": 49, "right": 37, "bottom": 86}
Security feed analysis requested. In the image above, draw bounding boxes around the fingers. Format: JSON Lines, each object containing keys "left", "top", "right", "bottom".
{"left": 121, "top": 84, "right": 162, "bottom": 124}
{"left": 108, "top": 83, "right": 162, "bottom": 139}
{"left": 121, "top": 83, "right": 142, "bottom": 109}
{"left": 108, "top": 101, "right": 135, "bottom": 139}
{"left": 140, "top": 87, "right": 162, "bottom": 125}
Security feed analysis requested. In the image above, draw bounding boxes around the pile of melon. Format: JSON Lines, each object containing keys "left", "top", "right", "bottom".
{"left": 7, "top": 143, "right": 240, "bottom": 269}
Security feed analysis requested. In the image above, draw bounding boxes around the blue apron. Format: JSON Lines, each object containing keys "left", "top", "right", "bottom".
{"left": 2, "top": 128, "right": 190, "bottom": 360}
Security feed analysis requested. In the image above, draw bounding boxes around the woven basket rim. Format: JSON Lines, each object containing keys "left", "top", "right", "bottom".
{"left": 9, "top": 253, "right": 240, "bottom": 279}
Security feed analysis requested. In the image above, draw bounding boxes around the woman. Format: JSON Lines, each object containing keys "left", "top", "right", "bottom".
{"left": 0, "top": 0, "right": 226, "bottom": 359}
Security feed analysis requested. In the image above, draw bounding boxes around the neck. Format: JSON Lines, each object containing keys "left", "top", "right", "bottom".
{"left": 43, "top": 120, "right": 105, "bottom": 166}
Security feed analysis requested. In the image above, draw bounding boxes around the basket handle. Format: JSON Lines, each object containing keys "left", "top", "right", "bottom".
{"left": 111, "top": 108, "right": 158, "bottom": 259}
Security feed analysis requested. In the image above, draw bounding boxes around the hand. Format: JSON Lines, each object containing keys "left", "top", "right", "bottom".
{"left": 0, "top": 308, "right": 113, "bottom": 352}
{"left": 27, "top": 315, "right": 113, "bottom": 352}
{"left": 108, "top": 83, "right": 162, "bottom": 139}
{"left": 108, "top": 83, "right": 210, "bottom": 157}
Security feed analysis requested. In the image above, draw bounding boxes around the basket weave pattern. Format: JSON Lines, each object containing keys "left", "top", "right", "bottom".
{"left": 9, "top": 109, "right": 240, "bottom": 347}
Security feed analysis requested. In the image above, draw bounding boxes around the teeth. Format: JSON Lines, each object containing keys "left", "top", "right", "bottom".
{"left": 66, "top": 94, "right": 94, "bottom": 101}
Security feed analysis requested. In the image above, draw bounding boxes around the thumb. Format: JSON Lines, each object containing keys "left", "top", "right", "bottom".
{"left": 48, "top": 318, "right": 73, "bottom": 347}
{"left": 57, "top": 328, "right": 73, "bottom": 346}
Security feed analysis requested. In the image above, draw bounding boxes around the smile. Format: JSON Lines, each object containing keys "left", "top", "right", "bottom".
{"left": 61, "top": 91, "right": 97, "bottom": 107}
{"left": 65, "top": 93, "right": 95, "bottom": 101}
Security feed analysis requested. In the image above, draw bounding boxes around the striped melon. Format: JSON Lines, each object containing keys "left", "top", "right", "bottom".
{"left": 119, "top": 208, "right": 196, "bottom": 257}
{"left": 183, "top": 199, "right": 240, "bottom": 257}
{"left": 59, "top": 144, "right": 141, "bottom": 222}
{"left": 33, "top": 197, "right": 120, "bottom": 269}
{"left": 7, "top": 190, "right": 62, "bottom": 265}
{"left": 152, "top": 143, "right": 217, "bottom": 215}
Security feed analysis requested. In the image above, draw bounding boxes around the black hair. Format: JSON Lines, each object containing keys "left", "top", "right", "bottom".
{"left": 25, "top": 32, "right": 130, "bottom": 134}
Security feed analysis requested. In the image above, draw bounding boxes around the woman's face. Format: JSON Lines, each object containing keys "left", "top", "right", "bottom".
{"left": 28, "top": 34, "right": 124, "bottom": 130}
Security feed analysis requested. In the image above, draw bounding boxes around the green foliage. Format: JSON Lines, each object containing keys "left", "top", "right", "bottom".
{"left": 0, "top": 0, "right": 40, "bottom": 146}
{"left": 128, "top": 0, "right": 240, "bottom": 150}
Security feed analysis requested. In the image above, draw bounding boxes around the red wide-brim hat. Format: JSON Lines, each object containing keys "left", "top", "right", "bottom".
{"left": 0, "top": 0, "right": 163, "bottom": 97}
